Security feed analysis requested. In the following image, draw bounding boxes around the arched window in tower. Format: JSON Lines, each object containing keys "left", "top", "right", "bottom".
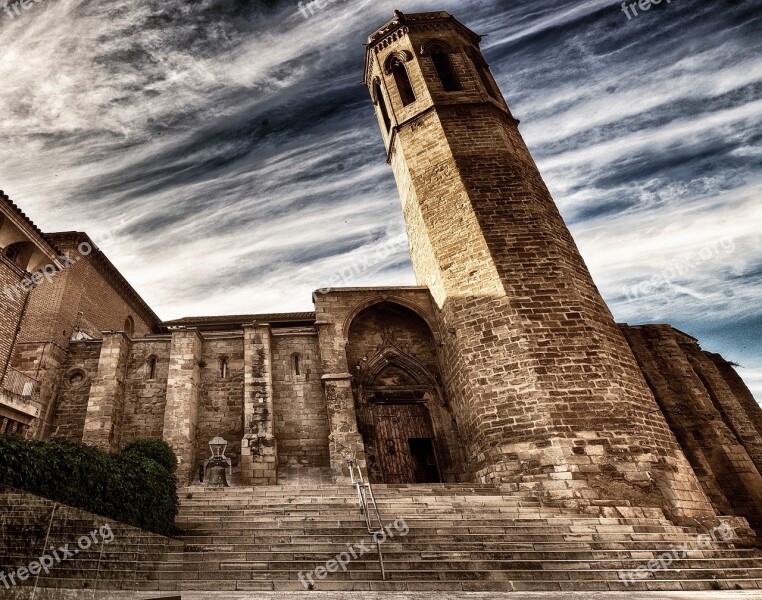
{"left": 219, "top": 357, "right": 229, "bottom": 379}
{"left": 124, "top": 316, "right": 135, "bottom": 337}
{"left": 374, "top": 81, "right": 392, "bottom": 132}
{"left": 389, "top": 57, "right": 416, "bottom": 106}
{"left": 147, "top": 356, "right": 158, "bottom": 380}
{"left": 292, "top": 353, "right": 302, "bottom": 376}
{"left": 431, "top": 47, "right": 461, "bottom": 92}
{"left": 467, "top": 48, "right": 500, "bottom": 100}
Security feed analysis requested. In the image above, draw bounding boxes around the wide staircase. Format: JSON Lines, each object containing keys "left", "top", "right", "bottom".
{"left": 3, "top": 483, "right": 762, "bottom": 594}
{"left": 170, "top": 483, "right": 762, "bottom": 593}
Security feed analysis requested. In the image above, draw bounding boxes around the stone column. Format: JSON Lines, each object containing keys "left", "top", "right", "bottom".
{"left": 163, "top": 329, "right": 202, "bottom": 485}
{"left": 82, "top": 332, "right": 130, "bottom": 451}
{"left": 321, "top": 374, "right": 366, "bottom": 483}
{"left": 240, "top": 324, "right": 276, "bottom": 485}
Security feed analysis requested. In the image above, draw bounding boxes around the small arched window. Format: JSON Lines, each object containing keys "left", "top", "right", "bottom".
{"left": 431, "top": 47, "right": 461, "bottom": 92}
{"left": 219, "top": 358, "right": 229, "bottom": 379}
{"left": 4, "top": 241, "right": 34, "bottom": 270}
{"left": 468, "top": 48, "right": 499, "bottom": 100}
{"left": 389, "top": 57, "right": 416, "bottom": 107}
{"left": 124, "top": 316, "right": 135, "bottom": 337}
{"left": 5, "top": 245, "right": 19, "bottom": 262}
{"left": 374, "top": 81, "right": 392, "bottom": 132}
{"left": 147, "top": 356, "right": 158, "bottom": 380}
{"left": 292, "top": 353, "right": 302, "bottom": 376}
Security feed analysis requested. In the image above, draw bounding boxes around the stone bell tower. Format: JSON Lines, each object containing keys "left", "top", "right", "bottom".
{"left": 364, "top": 11, "right": 714, "bottom": 518}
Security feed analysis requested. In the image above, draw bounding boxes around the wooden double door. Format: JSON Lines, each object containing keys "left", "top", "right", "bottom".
{"left": 372, "top": 403, "right": 441, "bottom": 484}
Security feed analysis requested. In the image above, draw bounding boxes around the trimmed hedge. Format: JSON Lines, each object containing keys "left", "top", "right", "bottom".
{"left": 122, "top": 438, "right": 178, "bottom": 474}
{"left": 0, "top": 436, "right": 178, "bottom": 536}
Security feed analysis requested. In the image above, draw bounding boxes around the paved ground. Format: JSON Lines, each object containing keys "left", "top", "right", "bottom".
{"left": 6, "top": 592, "right": 762, "bottom": 600}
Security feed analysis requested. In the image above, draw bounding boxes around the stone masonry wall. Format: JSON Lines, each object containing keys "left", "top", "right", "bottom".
{"left": 240, "top": 325, "right": 277, "bottom": 485}
{"left": 49, "top": 341, "right": 102, "bottom": 442}
{"left": 82, "top": 332, "right": 131, "bottom": 451}
{"left": 196, "top": 334, "right": 245, "bottom": 471}
{"left": 272, "top": 332, "right": 330, "bottom": 474}
{"left": 121, "top": 338, "right": 172, "bottom": 446}
{"left": 708, "top": 352, "right": 762, "bottom": 440}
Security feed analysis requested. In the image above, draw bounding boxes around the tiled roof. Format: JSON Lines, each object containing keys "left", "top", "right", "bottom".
{"left": 0, "top": 190, "right": 60, "bottom": 255}
{"left": 162, "top": 312, "right": 317, "bottom": 327}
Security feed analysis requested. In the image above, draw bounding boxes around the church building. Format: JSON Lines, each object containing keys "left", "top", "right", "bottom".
{"left": 1, "top": 10, "right": 760, "bottom": 535}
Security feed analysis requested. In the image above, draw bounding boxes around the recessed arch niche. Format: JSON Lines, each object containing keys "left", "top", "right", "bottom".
{"left": 346, "top": 301, "right": 466, "bottom": 484}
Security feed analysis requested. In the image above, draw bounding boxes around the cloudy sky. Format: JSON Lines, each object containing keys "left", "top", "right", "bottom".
{"left": 0, "top": 0, "right": 760, "bottom": 400}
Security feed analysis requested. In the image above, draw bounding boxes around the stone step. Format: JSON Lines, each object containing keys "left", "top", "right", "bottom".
{"left": 174, "top": 534, "right": 736, "bottom": 545}
{"left": 9, "top": 564, "right": 762, "bottom": 582}
{"left": 7, "top": 556, "right": 758, "bottom": 579}
{"left": 5, "top": 547, "right": 759, "bottom": 563}
{"left": 14, "top": 577, "right": 760, "bottom": 592}
{"left": 176, "top": 559, "right": 762, "bottom": 572}
{"left": 174, "top": 548, "right": 762, "bottom": 560}
{"left": 179, "top": 513, "right": 680, "bottom": 523}
{"left": 174, "top": 515, "right": 682, "bottom": 524}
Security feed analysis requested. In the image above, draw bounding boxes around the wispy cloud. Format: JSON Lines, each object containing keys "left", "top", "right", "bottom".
{"left": 0, "top": 0, "right": 759, "bottom": 400}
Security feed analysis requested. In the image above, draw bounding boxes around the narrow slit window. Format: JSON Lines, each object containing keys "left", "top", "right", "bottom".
{"left": 469, "top": 51, "right": 499, "bottom": 100}
{"left": 375, "top": 81, "right": 392, "bottom": 132}
{"left": 390, "top": 58, "right": 416, "bottom": 106}
{"left": 292, "top": 354, "right": 302, "bottom": 376}
{"left": 431, "top": 48, "right": 461, "bottom": 92}
{"left": 148, "top": 357, "right": 157, "bottom": 380}
{"left": 220, "top": 358, "right": 229, "bottom": 379}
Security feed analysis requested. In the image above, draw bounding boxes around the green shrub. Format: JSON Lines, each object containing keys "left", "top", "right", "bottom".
{"left": 122, "top": 438, "right": 178, "bottom": 473}
{"left": 0, "top": 435, "right": 178, "bottom": 536}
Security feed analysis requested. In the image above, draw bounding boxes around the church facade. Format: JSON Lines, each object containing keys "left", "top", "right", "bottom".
{"left": 1, "top": 11, "right": 761, "bottom": 533}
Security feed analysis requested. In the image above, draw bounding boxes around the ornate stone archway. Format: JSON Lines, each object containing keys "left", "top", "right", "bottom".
{"left": 346, "top": 302, "right": 466, "bottom": 483}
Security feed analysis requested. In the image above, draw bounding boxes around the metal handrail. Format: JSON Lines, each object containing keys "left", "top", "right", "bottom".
{"left": 347, "top": 459, "right": 386, "bottom": 581}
